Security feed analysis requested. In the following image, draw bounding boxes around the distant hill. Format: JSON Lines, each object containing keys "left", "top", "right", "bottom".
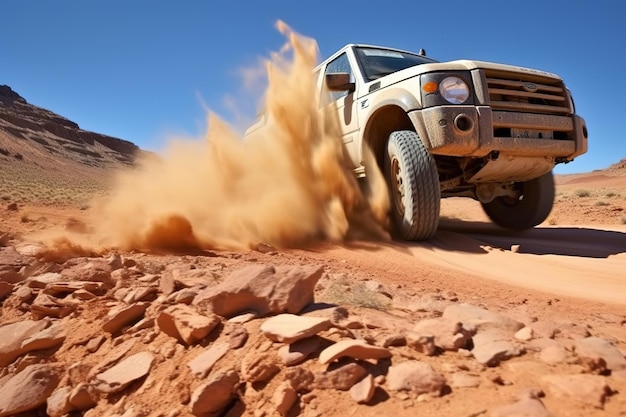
{"left": 0, "top": 85, "right": 142, "bottom": 206}
{"left": 608, "top": 158, "right": 626, "bottom": 172}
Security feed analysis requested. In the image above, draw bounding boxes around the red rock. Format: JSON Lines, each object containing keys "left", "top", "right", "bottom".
{"left": 193, "top": 264, "right": 323, "bottom": 317}
{"left": 93, "top": 351, "right": 155, "bottom": 394}
{"left": 188, "top": 342, "right": 230, "bottom": 378}
{"left": 190, "top": 369, "right": 239, "bottom": 416}
{"left": 0, "top": 364, "right": 62, "bottom": 417}
{"left": 0, "top": 319, "right": 49, "bottom": 367}
{"left": 102, "top": 302, "right": 149, "bottom": 333}
{"left": 314, "top": 362, "right": 368, "bottom": 390}
{"left": 0, "top": 281, "right": 13, "bottom": 299}
{"left": 278, "top": 337, "right": 321, "bottom": 366}
{"left": 574, "top": 336, "right": 626, "bottom": 371}
{"left": 46, "top": 386, "right": 73, "bottom": 417}
{"left": 261, "top": 314, "right": 331, "bottom": 344}
{"left": 157, "top": 304, "right": 220, "bottom": 345}
{"left": 542, "top": 374, "right": 611, "bottom": 409}
{"left": 386, "top": 360, "right": 446, "bottom": 397}
{"left": 68, "top": 382, "right": 98, "bottom": 410}
{"left": 412, "top": 317, "right": 474, "bottom": 351}
{"left": 318, "top": 339, "right": 391, "bottom": 365}
{"left": 241, "top": 352, "right": 280, "bottom": 383}
{"left": 349, "top": 374, "right": 375, "bottom": 404}
{"left": 30, "top": 293, "right": 77, "bottom": 319}
{"left": 272, "top": 381, "right": 297, "bottom": 416}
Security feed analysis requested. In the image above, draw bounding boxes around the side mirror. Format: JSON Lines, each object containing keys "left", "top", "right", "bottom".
{"left": 325, "top": 73, "right": 355, "bottom": 92}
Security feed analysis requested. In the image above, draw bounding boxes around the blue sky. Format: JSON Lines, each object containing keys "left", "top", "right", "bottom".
{"left": 3, "top": 0, "right": 624, "bottom": 174}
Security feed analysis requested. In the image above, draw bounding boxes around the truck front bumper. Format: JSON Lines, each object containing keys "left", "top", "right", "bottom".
{"left": 409, "top": 105, "right": 588, "bottom": 161}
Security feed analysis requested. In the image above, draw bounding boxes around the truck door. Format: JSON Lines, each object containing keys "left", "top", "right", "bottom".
{"left": 322, "top": 52, "right": 360, "bottom": 168}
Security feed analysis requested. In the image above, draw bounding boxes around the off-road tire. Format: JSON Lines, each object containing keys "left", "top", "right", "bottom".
{"left": 385, "top": 130, "right": 440, "bottom": 240}
{"left": 481, "top": 171, "right": 555, "bottom": 230}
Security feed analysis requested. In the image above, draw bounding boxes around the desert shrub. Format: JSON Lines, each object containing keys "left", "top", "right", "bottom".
{"left": 595, "top": 201, "right": 610, "bottom": 207}
{"left": 606, "top": 191, "right": 619, "bottom": 198}
{"left": 575, "top": 189, "right": 591, "bottom": 198}
{"left": 14, "top": 153, "right": 23, "bottom": 160}
{"left": 0, "top": 148, "right": 9, "bottom": 156}
{"left": 548, "top": 216, "right": 558, "bottom": 225}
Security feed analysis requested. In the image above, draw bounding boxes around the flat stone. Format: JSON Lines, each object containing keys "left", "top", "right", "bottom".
{"left": 102, "top": 302, "right": 149, "bottom": 333}
{"left": 0, "top": 319, "right": 49, "bottom": 367}
{"left": 443, "top": 303, "right": 524, "bottom": 333}
{"left": 190, "top": 369, "right": 239, "bottom": 416}
{"left": 542, "top": 374, "right": 611, "bottom": 409}
{"left": 193, "top": 264, "right": 323, "bottom": 317}
{"left": 157, "top": 304, "right": 220, "bottom": 345}
{"left": 261, "top": 314, "right": 331, "bottom": 344}
{"left": 87, "top": 339, "right": 136, "bottom": 379}
{"left": 314, "top": 361, "right": 368, "bottom": 390}
{"left": 27, "top": 272, "right": 63, "bottom": 288}
{"left": 188, "top": 342, "right": 230, "bottom": 378}
{"left": 93, "top": 351, "right": 155, "bottom": 394}
{"left": 0, "top": 364, "right": 62, "bottom": 417}
{"left": 30, "top": 293, "right": 76, "bottom": 319}
{"left": 44, "top": 281, "right": 105, "bottom": 297}
{"left": 319, "top": 339, "right": 391, "bottom": 364}
{"left": 411, "top": 317, "right": 473, "bottom": 351}
{"left": 20, "top": 321, "right": 66, "bottom": 352}
{"left": 349, "top": 374, "right": 376, "bottom": 404}
{"left": 386, "top": 360, "right": 446, "bottom": 397}
{"left": 574, "top": 336, "right": 626, "bottom": 371}
{"left": 278, "top": 337, "right": 321, "bottom": 366}
{"left": 472, "top": 330, "right": 524, "bottom": 366}
{"left": 490, "top": 398, "right": 554, "bottom": 417}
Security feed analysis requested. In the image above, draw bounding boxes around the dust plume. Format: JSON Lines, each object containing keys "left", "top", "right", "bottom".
{"left": 89, "top": 21, "right": 390, "bottom": 251}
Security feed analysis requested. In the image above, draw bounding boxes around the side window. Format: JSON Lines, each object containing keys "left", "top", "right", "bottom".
{"left": 323, "top": 53, "right": 352, "bottom": 103}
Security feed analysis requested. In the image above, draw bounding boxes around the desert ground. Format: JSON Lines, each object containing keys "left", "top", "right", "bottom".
{"left": 1, "top": 162, "right": 625, "bottom": 417}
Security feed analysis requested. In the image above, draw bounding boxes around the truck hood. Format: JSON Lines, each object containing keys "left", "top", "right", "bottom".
{"left": 374, "top": 59, "right": 562, "bottom": 87}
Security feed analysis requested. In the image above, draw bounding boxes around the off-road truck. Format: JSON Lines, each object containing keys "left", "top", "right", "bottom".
{"left": 251, "top": 44, "right": 587, "bottom": 240}
{"left": 253, "top": 44, "right": 588, "bottom": 240}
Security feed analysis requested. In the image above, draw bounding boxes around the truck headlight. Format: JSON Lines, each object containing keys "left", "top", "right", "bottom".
{"left": 420, "top": 72, "right": 474, "bottom": 107}
{"left": 439, "top": 76, "right": 470, "bottom": 104}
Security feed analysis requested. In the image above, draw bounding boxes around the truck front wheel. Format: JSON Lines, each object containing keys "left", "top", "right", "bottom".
{"left": 480, "top": 172, "right": 555, "bottom": 230}
{"left": 385, "top": 130, "right": 440, "bottom": 240}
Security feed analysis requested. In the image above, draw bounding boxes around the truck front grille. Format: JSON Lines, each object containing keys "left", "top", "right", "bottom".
{"left": 485, "top": 69, "right": 571, "bottom": 115}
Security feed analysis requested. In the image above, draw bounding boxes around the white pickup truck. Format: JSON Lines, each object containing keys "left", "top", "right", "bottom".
{"left": 252, "top": 44, "right": 588, "bottom": 240}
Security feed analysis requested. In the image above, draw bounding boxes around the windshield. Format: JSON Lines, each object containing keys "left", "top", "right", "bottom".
{"left": 355, "top": 47, "right": 438, "bottom": 81}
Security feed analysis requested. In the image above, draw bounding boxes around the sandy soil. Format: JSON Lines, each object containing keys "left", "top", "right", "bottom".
{"left": 1, "top": 169, "right": 625, "bottom": 417}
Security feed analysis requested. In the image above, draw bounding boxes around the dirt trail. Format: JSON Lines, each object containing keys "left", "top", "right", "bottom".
{"left": 306, "top": 221, "right": 626, "bottom": 309}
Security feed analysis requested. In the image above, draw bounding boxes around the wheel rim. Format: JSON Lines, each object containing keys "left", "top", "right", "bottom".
{"left": 390, "top": 157, "right": 406, "bottom": 216}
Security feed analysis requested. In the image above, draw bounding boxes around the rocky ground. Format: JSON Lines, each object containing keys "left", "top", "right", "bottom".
{"left": 1, "top": 213, "right": 625, "bottom": 417}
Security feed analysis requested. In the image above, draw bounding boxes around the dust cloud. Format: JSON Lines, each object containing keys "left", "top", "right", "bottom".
{"left": 90, "top": 21, "right": 390, "bottom": 251}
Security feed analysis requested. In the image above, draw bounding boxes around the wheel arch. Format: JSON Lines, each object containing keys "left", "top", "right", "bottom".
{"left": 362, "top": 104, "right": 415, "bottom": 171}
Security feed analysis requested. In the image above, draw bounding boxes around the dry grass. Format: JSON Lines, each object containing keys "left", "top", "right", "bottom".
{"left": 0, "top": 154, "right": 114, "bottom": 207}
{"left": 320, "top": 275, "right": 391, "bottom": 310}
